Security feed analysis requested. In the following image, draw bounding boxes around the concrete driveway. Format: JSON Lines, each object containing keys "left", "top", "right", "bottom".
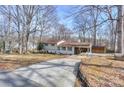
{"left": 0, "top": 71, "right": 41, "bottom": 87}
{"left": 0, "top": 58, "right": 80, "bottom": 87}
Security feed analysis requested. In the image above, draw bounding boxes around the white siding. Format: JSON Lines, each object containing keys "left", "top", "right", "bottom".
{"left": 43, "top": 44, "right": 57, "bottom": 53}
{"left": 57, "top": 47, "right": 74, "bottom": 54}
{"left": 43, "top": 44, "right": 75, "bottom": 54}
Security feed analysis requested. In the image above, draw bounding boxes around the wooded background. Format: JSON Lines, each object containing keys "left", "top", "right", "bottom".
{"left": 0, "top": 5, "right": 123, "bottom": 54}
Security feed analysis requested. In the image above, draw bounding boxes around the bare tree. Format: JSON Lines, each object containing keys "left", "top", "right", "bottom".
{"left": 73, "top": 13, "right": 90, "bottom": 42}
{"left": 116, "top": 6, "right": 123, "bottom": 54}
{"left": 0, "top": 5, "right": 122, "bottom": 54}
{"left": 53, "top": 24, "right": 72, "bottom": 40}
{"left": 0, "top": 6, "right": 14, "bottom": 53}
{"left": 116, "top": 5, "right": 124, "bottom": 55}
{"left": 37, "top": 6, "right": 58, "bottom": 41}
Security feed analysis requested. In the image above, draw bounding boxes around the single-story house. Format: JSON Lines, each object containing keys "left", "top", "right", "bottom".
{"left": 42, "top": 39, "right": 92, "bottom": 55}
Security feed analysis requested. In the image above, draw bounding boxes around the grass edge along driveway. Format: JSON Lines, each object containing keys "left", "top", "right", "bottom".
{"left": 0, "top": 54, "right": 65, "bottom": 71}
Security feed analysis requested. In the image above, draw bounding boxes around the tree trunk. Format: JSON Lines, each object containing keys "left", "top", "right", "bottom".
{"left": 2, "top": 41, "right": 5, "bottom": 54}
{"left": 83, "top": 31, "right": 85, "bottom": 42}
{"left": 25, "top": 32, "right": 29, "bottom": 53}
{"left": 18, "top": 32, "right": 22, "bottom": 54}
{"left": 122, "top": 6, "right": 124, "bottom": 56}
{"left": 116, "top": 6, "right": 122, "bottom": 53}
{"left": 93, "top": 24, "right": 97, "bottom": 46}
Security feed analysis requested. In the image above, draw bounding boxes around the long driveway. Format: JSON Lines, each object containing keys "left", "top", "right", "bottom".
{"left": 0, "top": 58, "right": 80, "bottom": 87}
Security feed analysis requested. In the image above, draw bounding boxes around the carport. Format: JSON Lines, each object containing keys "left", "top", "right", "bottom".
{"left": 74, "top": 44, "right": 92, "bottom": 54}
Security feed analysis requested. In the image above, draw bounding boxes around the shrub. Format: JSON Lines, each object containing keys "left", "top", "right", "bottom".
{"left": 37, "top": 42, "right": 44, "bottom": 52}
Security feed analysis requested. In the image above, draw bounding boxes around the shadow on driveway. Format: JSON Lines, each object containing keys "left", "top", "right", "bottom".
{"left": 0, "top": 71, "right": 42, "bottom": 87}
{"left": 0, "top": 58, "right": 80, "bottom": 87}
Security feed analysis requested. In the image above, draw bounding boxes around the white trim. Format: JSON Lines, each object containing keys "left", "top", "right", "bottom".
{"left": 57, "top": 40, "right": 65, "bottom": 46}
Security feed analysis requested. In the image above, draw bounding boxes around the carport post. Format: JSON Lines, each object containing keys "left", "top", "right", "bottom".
{"left": 90, "top": 44, "right": 92, "bottom": 53}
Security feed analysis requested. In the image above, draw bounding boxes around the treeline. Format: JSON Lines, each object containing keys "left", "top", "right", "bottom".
{"left": 0, "top": 5, "right": 123, "bottom": 54}
{"left": 0, "top": 5, "right": 73, "bottom": 54}
{"left": 68, "top": 5, "right": 122, "bottom": 52}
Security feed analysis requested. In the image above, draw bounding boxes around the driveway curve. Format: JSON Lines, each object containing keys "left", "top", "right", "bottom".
{"left": 13, "top": 58, "right": 80, "bottom": 87}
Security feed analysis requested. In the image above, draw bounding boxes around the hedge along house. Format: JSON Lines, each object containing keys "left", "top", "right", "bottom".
{"left": 42, "top": 39, "right": 92, "bottom": 55}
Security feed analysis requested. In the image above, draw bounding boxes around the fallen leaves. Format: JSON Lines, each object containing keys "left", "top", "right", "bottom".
{"left": 80, "top": 56, "right": 124, "bottom": 87}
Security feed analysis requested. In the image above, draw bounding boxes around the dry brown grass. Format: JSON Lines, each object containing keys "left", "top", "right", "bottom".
{"left": 80, "top": 56, "right": 124, "bottom": 87}
{"left": 0, "top": 54, "right": 64, "bottom": 71}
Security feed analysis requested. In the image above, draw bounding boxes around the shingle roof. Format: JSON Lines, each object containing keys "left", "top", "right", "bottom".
{"left": 42, "top": 39, "right": 60, "bottom": 44}
{"left": 58, "top": 42, "right": 90, "bottom": 47}
{"left": 43, "top": 39, "right": 91, "bottom": 48}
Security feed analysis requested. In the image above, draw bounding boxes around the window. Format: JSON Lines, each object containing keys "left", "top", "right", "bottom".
{"left": 68, "top": 47, "right": 72, "bottom": 51}
{"left": 62, "top": 47, "right": 66, "bottom": 50}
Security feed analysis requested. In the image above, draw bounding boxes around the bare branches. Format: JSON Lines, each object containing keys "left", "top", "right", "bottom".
{"left": 66, "top": 5, "right": 120, "bottom": 50}
{"left": 0, "top": 5, "right": 122, "bottom": 54}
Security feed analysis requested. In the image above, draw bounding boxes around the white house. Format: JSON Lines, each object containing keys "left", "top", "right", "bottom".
{"left": 42, "top": 39, "right": 91, "bottom": 55}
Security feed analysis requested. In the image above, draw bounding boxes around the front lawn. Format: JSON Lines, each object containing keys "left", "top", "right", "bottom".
{"left": 0, "top": 54, "right": 64, "bottom": 71}
{"left": 76, "top": 55, "right": 124, "bottom": 87}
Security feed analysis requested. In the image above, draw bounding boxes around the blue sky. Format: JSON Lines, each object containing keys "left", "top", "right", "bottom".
{"left": 56, "top": 6, "right": 74, "bottom": 30}
{"left": 56, "top": 5, "right": 118, "bottom": 32}
{"left": 55, "top": 5, "right": 118, "bottom": 39}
